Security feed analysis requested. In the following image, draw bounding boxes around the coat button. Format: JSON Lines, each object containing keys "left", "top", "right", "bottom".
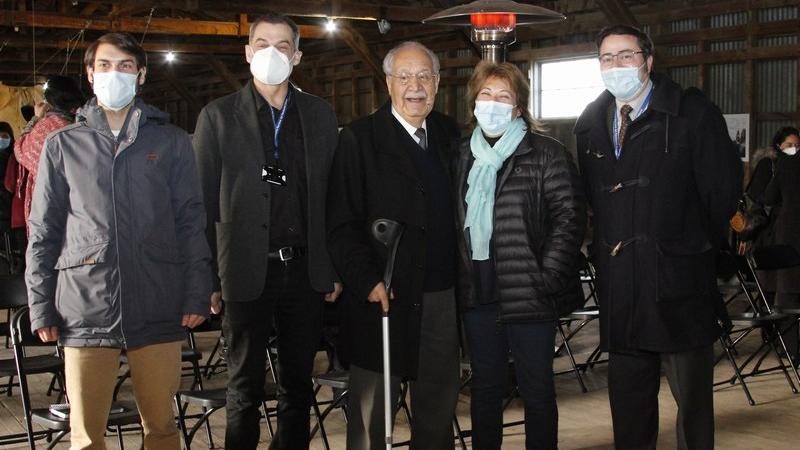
{"left": 417, "top": 184, "right": 425, "bottom": 194}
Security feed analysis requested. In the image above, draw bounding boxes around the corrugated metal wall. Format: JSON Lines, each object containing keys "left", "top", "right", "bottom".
{"left": 708, "top": 63, "right": 745, "bottom": 113}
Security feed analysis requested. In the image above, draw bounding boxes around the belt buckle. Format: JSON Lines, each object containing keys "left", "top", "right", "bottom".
{"left": 278, "top": 246, "right": 294, "bottom": 262}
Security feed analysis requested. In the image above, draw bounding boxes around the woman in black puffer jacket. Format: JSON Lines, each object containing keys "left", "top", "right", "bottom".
{"left": 454, "top": 62, "right": 587, "bottom": 450}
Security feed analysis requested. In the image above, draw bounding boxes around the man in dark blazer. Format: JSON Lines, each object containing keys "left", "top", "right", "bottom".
{"left": 193, "top": 13, "right": 341, "bottom": 450}
{"left": 327, "top": 41, "right": 461, "bottom": 450}
{"left": 575, "top": 25, "right": 741, "bottom": 450}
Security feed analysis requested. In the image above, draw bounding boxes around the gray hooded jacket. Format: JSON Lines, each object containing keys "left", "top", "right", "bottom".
{"left": 25, "top": 97, "right": 212, "bottom": 348}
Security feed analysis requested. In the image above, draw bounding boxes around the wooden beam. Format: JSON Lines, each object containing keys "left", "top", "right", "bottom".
{"left": 338, "top": 24, "right": 386, "bottom": 91}
{"left": 82, "top": 0, "right": 440, "bottom": 23}
{"left": 0, "top": 34, "right": 245, "bottom": 54}
{"left": 595, "top": 0, "right": 640, "bottom": 28}
{"left": 0, "top": 9, "right": 325, "bottom": 38}
{"left": 660, "top": 44, "right": 800, "bottom": 67}
{"left": 205, "top": 56, "right": 243, "bottom": 91}
{"left": 159, "top": 65, "right": 201, "bottom": 111}
{"left": 80, "top": 2, "right": 102, "bottom": 16}
{"left": 290, "top": 68, "right": 326, "bottom": 99}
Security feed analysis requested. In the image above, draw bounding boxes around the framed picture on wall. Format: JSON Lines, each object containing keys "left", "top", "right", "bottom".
{"left": 724, "top": 114, "right": 750, "bottom": 162}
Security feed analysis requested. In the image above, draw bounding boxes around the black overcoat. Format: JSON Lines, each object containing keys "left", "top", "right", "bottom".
{"left": 326, "top": 102, "right": 460, "bottom": 377}
{"left": 765, "top": 152, "right": 800, "bottom": 293}
{"left": 574, "top": 73, "right": 742, "bottom": 352}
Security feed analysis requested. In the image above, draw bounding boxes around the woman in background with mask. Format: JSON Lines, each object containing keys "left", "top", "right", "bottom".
{"left": 764, "top": 126, "right": 800, "bottom": 364}
{"left": 0, "top": 122, "right": 14, "bottom": 234}
{"left": 14, "top": 75, "right": 84, "bottom": 229}
{"left": 454, "top": 61, "right": 587, "bottom": 450}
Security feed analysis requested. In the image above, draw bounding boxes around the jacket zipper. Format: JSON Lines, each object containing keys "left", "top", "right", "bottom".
{"left": 110, "top": 139, "right": 126, "bottom": 347}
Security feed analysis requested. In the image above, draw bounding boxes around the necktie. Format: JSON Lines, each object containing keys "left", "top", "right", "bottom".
{"left": 616, "top": 104, "right": 633, "bottom": 159}
{"left": 415, "top": 128, "right": 427, "bottom": 151}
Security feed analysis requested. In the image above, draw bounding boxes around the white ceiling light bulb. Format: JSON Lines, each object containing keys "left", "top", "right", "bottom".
{"left": 166, "top": 51, "right": 176, "bottom": 62}
{"left": 325, "top": 19, "right": 337, "bottom": 32}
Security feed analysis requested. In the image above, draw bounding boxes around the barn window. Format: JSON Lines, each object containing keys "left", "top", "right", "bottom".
{"left": 534, "top": 57, "right": 605, "bottom": 119}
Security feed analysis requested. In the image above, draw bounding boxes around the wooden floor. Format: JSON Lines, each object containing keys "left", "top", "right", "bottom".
{"left": 2, "top": 311, "right": 800, "bottom": 450}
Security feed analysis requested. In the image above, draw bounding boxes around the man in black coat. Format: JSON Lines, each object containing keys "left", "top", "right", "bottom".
{"left": 193, "top": 13, "right": 341, "bottom": 450}
{"left": 327, "top": 41, "right": 461, "bottom": 450}
{"left": 574, "top": 25, "right": 741, "bottom": 450}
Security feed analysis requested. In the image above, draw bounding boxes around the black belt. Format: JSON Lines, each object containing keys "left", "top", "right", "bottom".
{"left": 267, "top": 246, "right": 306, "bottom": 262}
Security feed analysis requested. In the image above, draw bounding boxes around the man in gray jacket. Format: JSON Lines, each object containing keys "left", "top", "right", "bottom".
{"left": 25, "top": 32, "right": 212, "bottom": 450}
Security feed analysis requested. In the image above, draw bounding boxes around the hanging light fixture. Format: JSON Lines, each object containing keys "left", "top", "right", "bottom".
{"left": 423, "top": 0, "right": 565, "bottom": 63}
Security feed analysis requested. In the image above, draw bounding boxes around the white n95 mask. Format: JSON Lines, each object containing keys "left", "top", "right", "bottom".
{"left": 250, "top": 47, "right": 294, "bottom": 85}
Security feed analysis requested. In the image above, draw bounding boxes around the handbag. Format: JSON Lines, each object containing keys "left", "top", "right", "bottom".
{"left": 730, "top": 193, "right": 769, "bottom": 241}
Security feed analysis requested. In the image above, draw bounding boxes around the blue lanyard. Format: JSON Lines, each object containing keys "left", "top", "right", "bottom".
{"left": 613, "top": 85, "right": 654, "bottom": 158}
{"left": 269, "top": 89, "right": 292, "bottom": 161}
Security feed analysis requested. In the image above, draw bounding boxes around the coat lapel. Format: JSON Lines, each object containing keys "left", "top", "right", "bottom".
{"left": 372, "top": 103, "right": 421, "bottom": 182}
{"left": 233, "top": 81, "right": 267, "bottom": 169}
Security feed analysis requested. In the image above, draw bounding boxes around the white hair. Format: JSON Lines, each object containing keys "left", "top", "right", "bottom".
{"left": 382, "top": 41, "right": 440, "bottom": 75}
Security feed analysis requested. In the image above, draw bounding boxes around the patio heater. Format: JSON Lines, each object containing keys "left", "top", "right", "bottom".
{"left": 423, "top": 0, "right": 566, "bottom": 63}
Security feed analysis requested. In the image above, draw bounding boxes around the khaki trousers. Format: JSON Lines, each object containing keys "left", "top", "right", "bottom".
{"left": 63, "top": 340, "right": 182, "bottom": 450}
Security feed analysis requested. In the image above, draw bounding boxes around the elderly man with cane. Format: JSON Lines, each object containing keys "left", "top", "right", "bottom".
{"left": 327, "top": 40, "right": 462, "bottom": 450}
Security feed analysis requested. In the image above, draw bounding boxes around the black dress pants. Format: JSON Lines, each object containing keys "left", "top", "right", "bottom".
{"left": 608, "top": 346, "right": 714, "bottom": 450}
{"left": 223, "top": 258, "right": 324, "bottom": 450}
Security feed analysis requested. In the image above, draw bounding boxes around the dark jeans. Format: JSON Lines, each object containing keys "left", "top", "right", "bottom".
{"left": 608, "top": 346, "right": 714, "bottom": 450}
{"left": 462, "top": 303, "right": 557, "bottom": 450}
{"left": 223, "top": 259, "right": 324, "bottom": 450}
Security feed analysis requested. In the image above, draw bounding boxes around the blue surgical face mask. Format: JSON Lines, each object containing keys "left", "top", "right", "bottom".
{"left": 0, "top": 137, "right": 10, "bottom": 150}
{"left": 601, "top": 62, "right": 646, "bottom": 101}
{"left": 92, "top": 71, "right": 139, "bottom": 111}
{"left": 474, "top": 100, "right": 515, "bottom": 137}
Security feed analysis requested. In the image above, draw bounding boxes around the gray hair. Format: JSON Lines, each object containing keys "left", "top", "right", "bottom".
{"left": 382, "top": 41, "right": 440, "bottom": 75}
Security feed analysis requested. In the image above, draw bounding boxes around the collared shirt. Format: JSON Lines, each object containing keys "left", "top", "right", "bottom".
{"left": 391, "top": 106, "right": 427, "bottom": 146}
{"left": 251, "top": 83, "right": 308, "bottom": 250}
{"left": 614, "top": 78, "right": 653, "bottom": 124}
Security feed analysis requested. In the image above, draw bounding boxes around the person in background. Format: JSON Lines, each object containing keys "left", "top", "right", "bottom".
{"left": 455, "top": 61, "right": 586, "bottom": 450}
{"left": 764, "top": 127, "right": 800, "bottom": 364}
{"left": 15, "top": 75, "right": 85, "bottom": 229}
{"left": 0, "top": 122, "right": 14, "bottom": 232}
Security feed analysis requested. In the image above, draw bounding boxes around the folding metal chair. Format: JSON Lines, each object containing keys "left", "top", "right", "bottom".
{"left": 715, "top": 246, "right": 800, "bottom": 405}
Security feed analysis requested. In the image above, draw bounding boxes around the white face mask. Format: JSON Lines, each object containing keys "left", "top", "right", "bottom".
{"left": 0, "top": 137, "right": 10, "bottom": 150}
{"left": 601, "top": 62, "right": 645, "bottom": 101}
{"left": 474, "top": 100, "right": 515, "bottom": 137}
{"left": 782, "top": 146, "right": 798, "bottom": 156}
{"left": 92, "top": 71, "right": 138, "bottom": 111}
{"left": 250, "top": 46, "right": 295, "bottom": 85}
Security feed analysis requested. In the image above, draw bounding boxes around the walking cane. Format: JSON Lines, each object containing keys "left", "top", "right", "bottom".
{"left": 371, "top": 218, "right": 404, "bottom": 450}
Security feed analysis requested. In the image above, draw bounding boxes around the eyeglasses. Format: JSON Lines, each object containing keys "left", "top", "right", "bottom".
{"left": 598, "top": 50, "right": 645, "bottom": 67}
{"left": 387, "top": 71, "right": 438, "bottom": 85}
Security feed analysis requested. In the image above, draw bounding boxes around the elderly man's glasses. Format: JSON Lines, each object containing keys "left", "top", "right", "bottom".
{"left": 387, "top": 71, "right": 438, "bottom": 85}
{"left": 598, "top": 50, "right": 645, "bottom": 67}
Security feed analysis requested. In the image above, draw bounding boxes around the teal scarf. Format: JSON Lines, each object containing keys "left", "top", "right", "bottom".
{"left": 464, "top": 118, "right": 527, "bottom": 260}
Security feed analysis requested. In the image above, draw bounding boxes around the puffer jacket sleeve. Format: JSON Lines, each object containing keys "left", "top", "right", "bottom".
{"left": 25, "top": 136, "right": 68, "bottom": 333}
{"left": 171, "top": 131, "right": 213, "bottom": 317}
{"left": 535, "top": 140, "right": 587, "bottom": 295}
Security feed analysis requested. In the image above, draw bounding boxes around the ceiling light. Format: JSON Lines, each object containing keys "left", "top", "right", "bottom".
{"left": 165, "top": 51, "right": 176, "bottom": 62}
{"left": 325, "top": 19, "right": 337, "bottom": 32}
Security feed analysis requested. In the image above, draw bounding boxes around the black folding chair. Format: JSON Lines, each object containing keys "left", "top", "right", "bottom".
{"left": 715, "top": 247, "right": 800, "bottom": 405}
{"left": 4, "top": 306, "right": 140, "bottom": 449}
